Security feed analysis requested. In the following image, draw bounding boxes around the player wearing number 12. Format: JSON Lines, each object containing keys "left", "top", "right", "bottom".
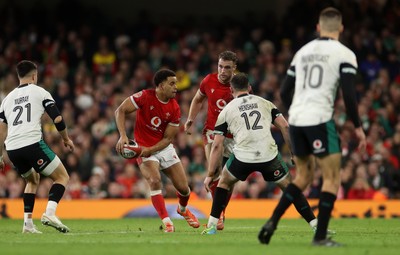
{"left": 0, "top": 60, "right": 74, "bottom": 233}
{"left": 202, "top": 73, "right": 319, "bottom": 235}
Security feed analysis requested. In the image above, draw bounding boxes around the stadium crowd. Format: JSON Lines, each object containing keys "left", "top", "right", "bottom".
{"left": 0, "top": 0, "right": 399, "bottom": 201}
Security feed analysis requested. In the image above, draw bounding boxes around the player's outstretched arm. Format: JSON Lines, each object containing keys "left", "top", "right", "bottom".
{"left": 185, "top": 90, "right": 206, "bottom": 135}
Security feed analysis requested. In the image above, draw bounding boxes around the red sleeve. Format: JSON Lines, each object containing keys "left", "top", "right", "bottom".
{"left": 199, "top": 75, "right": 211, "bottom": 95}
{"left": 130, "top": 90, "right": 146, "bottom": 109}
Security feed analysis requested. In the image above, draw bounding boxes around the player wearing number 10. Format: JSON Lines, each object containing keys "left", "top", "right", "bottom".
{"left": 259, "top": 7, "right": 366, "bottom": 246}
{"left": 0, "top": 60, "right": 74, "bottom": 233}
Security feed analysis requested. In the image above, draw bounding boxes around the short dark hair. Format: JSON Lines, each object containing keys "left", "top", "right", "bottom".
{"left": 231, "top": 73, "right": 249, "bottom": 91}
{"left": 16, "top": 60, "right": 37, "bottom": 78}
{"left": 319, "top": 7, "right": 342, "bottom": 32}
{"left": 153, "top": 69, "right": 176, "bottom": 87}
{"left": 218, "top": 51, "right": 237, "bottom": 64}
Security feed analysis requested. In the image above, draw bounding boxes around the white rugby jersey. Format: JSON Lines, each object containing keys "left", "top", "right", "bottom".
{"left": 0, "top": 84, "right": 54, "bottom": 150}
{"left": 214, "top": 94, "right": 279, "bottom": 163}
{"left": 287, "top": 38, "right": 358, "bottom": 126}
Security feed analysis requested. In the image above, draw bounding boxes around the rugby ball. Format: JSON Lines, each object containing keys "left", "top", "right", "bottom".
{"left": 121, "top": 139, "right": 143, "bottom": 159}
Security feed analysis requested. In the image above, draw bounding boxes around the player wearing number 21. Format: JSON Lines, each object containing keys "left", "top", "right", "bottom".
{"left": 0, "top": 60, "right": 74, "bottom": 233}
{"left": 259, "top": 7, "right": 366, "bottom": 246}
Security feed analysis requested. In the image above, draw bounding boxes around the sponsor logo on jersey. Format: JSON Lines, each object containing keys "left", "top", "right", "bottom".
{"left": 274, "top": 170, "right": 280, "bottom": 176}
{"left": 166, "top": 112, "right": 170, "bottom": 118}
{"left": 211, "top": 89, "right": 215, "bottom": 93}
{"left": 150, "top": 116, "right": 162, "bottom": 127}
{"left": 37, "top": 159, "right": 44, "bottom": 165}
{"left": 216, "top": 99, "right": 227, "bottom": 110}
{"left": 150, "top": 106, "right": 154, "bottom": 110}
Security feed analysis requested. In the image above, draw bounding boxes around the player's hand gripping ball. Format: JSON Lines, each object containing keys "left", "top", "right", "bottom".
{"left": 121, "top": 139, "right": 143, "bottom": 159}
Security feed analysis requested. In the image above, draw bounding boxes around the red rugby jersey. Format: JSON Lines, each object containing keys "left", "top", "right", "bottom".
{"left": 199, "top": 73, "right": 233, "bottom": 133}
{"left": 130, "top": 89, "right": 180, "bottom": 147}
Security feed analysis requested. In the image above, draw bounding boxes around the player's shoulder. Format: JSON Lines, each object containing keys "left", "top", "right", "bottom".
{"left": 168, "top": 96, "right": 179, "bottom": 105}
{"left": 201, "top": 73, "right": 218, "bottom": 84}
{"left": 337, "top": 42, "right": 356, "bottom": 58}
{"left": 249, "top": 94, "right": 276, "bottom": 108}
{"left": 324, "top": 39, "right": 354, "bottom": 54}
{"left": 133, "top": 89, "right": 153, "bottom": 99}
{"left": 28, "top": 84, "right": 50, "bottom": 96}
{"left": 246, "top": 94, "right": 268, "bottom": 103}
{"left": 326, "top": 41, "right": 357, "bottom": 66}
{"left": 319, "top": 39, "right": 355, "bottom": 57}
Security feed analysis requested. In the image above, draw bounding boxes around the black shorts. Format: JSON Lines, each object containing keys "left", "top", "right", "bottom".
{"left": 289, "top": 120, "right": 341, "bottom": 157}
{"left": 225, "top": 153, "right": 289, "bottom": 182}
{"left": 7, "top": 140, "right": 59, "bottom": 177}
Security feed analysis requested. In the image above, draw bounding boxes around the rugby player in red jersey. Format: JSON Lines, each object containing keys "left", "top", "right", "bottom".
{"left": 115, "top": 69, "right": 200, "bottom": 232}
{"left": 184, "top": 51, "right": 237, "bottom": 230}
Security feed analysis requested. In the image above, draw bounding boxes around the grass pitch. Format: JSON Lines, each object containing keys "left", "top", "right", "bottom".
{"left": 0, "top": 218, "right": 399, "bottom": 255}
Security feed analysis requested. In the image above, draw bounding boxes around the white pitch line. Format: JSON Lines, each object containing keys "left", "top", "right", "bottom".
{"left": 65, "top": 231, "right": 142, "bottom": 235}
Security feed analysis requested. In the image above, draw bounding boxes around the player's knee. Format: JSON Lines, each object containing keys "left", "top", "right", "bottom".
{"left": 177, "top": 187, "right": 190, "bottom": 196}
{"left": 293, "top": 176, "right": 309, "bottom": 190}
{"left": 147, "top": 177, "right": 162, "bottom": 189}
{"left": 50, "top": 167, "right": 69, "bottom": 185}
{"left": 322, "top": 178, "right": 340, "bottom": 192}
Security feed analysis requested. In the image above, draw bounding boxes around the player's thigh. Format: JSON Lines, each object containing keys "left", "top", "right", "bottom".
{"left": 289, "top": 125, "right": 312, "bottom": 156}
{"left": 204, "top": 142, "right": 212, "bottom": 161}
{"left": 260, "top": 153, "right": 289, "bottom": 182}
{"left": 276, "top": 175, "right": 291, "bottom": 190}
{"left": 7, "top": 148, "right": 32, "bottom": 176}
{"left": 163, "top": 162, "right": 189, "bottom": 193}
{"left": 225, "top": 156, "right": 255, "bottom": 182}
{"left": 218, "top": 167, "right": 238, "bottom": 190}
{"left": 293, "top": 155, "right": 315, "bottom": 188}
{"left": 7, "top": 141, "right": 57, "bottom": 177}
{"left": 48, "top": 163, "right": 69, "bottom": 185}
{"left": 204, "top": 138, "right": 223, "bottom": 176}
{"left": 305, "top": 120, "right": 341, "bottom": 156}
{"left": 316, "top": 153, "right": 341, "bottom": 182}
{"left": 139, "top": 160, "right": 162, "bottom": 184}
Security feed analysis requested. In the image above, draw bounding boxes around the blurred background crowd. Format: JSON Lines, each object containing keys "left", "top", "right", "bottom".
{"left": 0, "top": 0, "right": 399, "bottom": 201}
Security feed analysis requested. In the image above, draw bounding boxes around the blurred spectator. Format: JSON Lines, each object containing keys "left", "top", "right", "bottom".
{"left": 347, "top": 177, "right": 375, "bottom": 199}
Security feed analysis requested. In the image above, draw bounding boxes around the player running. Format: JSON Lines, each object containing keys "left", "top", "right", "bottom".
{"left": 115, "top": 69, "right": 200, "bottom": 232}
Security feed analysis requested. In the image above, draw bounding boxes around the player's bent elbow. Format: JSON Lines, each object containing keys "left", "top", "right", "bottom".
{"left": 53, "top": 116, "right": 63, "bottom": 124}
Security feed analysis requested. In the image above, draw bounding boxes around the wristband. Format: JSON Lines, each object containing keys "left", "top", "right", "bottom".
{"left": 55, "top": 120, "right": 66, "bottom": 131}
